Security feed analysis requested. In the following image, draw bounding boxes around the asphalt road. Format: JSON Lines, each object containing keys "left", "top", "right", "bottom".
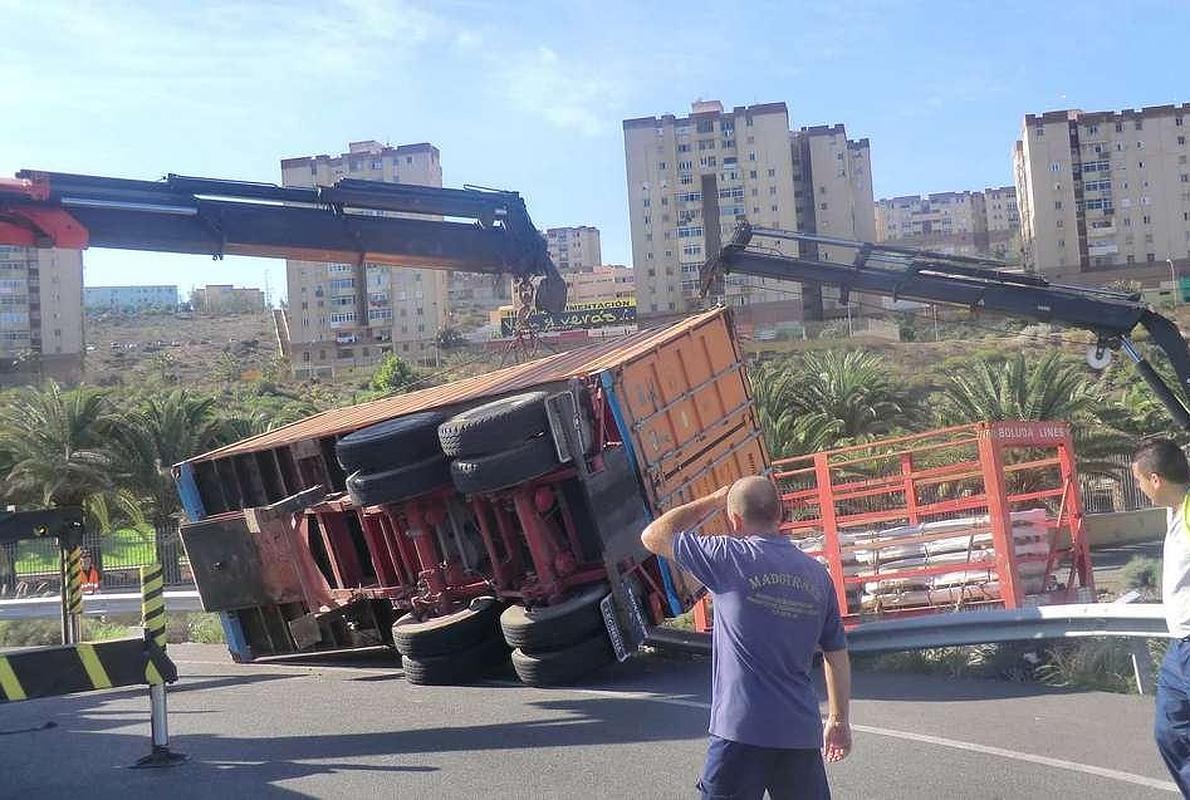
{"left": 0, "top": 643, "right": 1177, "bottom": 799}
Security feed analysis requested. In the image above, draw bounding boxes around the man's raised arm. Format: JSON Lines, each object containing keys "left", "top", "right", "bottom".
{"left": 640, "top": 485, "right": 731, "bottom": 560}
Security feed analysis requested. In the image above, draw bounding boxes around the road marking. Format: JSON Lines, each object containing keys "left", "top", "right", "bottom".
{"left": 175, "top": 658, "right": 1176, "bottom": 793}
{"left": 561, "top": 687, "right": 1178, "bottom": 794}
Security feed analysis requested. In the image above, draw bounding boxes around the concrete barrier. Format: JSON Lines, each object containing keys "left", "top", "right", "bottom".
{"left": 1085, "top": 508, "right": 1166, "bottom": 549}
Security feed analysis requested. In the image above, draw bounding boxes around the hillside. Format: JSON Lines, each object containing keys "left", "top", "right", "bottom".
{"left": 85, "top": 310, "right": 282, "bottom": 391}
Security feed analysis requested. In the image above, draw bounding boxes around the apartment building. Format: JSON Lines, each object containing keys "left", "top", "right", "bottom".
{"left": 984, "top": 186, "right": 1022, "bottom": 262}
{"left": 0, "top": 246, "right": 84, "bottom": 382}
{"left": 876, "top": 188, "right": 1022, "bottom": 263}
{"left": 791, "top": 126, "right": 877, "bottom": 317}
{"left": 280, "top": 140, "right": 449, "bottom": 375}
{"left": 448, "top": 273, "right": 510, "bottom": 331}
{"left": 623, "top": 100, "right": 874, "bottom": 321}
{"left": 190, "top": 284, "right": 265, "bottom": 313}
{"left": 565, "top": 264, "right": 634, "bottom": 303}
{"left": 876, "top": 191, "right": 988, "bottom": 256}
{"left": 85, "top": 285, "right": 178, "bottom": 313}
{"left": 545, "top": 226, "right": 602, "bottom": 272}
{"left": 1014, "top": 104, "right": 1190, "bottom": 284}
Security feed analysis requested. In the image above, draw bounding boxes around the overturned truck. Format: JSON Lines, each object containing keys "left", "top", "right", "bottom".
{"left": 175, "top": 308, "right": 767, "bottom": 685}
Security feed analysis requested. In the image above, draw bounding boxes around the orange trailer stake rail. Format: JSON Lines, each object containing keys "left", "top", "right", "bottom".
{"left": 761, "top": 420, "right": 1093, "bottom": 628}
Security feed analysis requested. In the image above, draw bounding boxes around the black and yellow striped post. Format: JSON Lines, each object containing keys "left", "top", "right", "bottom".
{"left": 141, "top": 564, "right": 166, "bottom": 657}
{"left": 65, "top": 546, "right": 84, "bottom": 644}
{"left": 134, "top": 563, "right": 185, "bottom": 768}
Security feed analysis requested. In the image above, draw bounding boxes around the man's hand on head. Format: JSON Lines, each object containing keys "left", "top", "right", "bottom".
{"left": 640, "top": 482, "right": 737, "bottom": 559}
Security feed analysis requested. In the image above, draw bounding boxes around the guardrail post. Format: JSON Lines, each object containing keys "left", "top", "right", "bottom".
{"left": 131, "top": 564, "right": 185, "bottom": 769}
{"left": 1130, "top": 640, "right": 1157, "bottom": 695}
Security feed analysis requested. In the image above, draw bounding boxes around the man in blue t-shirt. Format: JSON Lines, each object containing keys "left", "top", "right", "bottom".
{"left": 642, "top": 477, "right": 852, "bottom": 800}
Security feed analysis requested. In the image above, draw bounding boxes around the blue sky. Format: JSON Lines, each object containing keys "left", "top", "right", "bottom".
{"left": 2, "top": 0, "right": 1187, "bottom": 303}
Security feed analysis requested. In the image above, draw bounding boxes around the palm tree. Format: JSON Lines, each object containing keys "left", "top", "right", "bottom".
{"left": 0, "top": 382, "right": 142, "bottom": 586}
{"left": 935, "top": 352, "right": 1097, "bottom": 425}
{"left": 935, "top": 352, "right": 1133, "bottom": 477}
{"left": 110, "top": 390, "right": 228, "bottom": 582}
{"left": 750, "top": 350, "right": 920, "bottom": 458}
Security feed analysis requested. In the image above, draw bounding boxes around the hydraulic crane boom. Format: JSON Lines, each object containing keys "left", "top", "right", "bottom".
{"left": 706, "top": 223, "right": 1190, "bottom": 429}
{"left": 0, "top": 170, "right": 567, "bottom": 312}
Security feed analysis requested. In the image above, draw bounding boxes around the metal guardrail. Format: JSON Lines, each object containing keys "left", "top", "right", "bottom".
{"left": 0, "top": 590, "right": 203, "bottom": 621}
{"left": 646, "top": 603, "right": 1173, "bottom": 656}
{"left": 843, "top": 603, "right": 1171, "bottom": 654}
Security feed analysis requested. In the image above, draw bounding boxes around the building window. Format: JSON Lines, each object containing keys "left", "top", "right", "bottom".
{"left": 1137, "top": 141, "right": 1145, "bottom": 149}
{"left": 1127, "top": 255, "right": 1135, "bottom": 264}
{"left": 770, "top": 205, "right": 778, "bottom": 212}
{"left": 1178, "top": 117, "right": 1185, "bottom": 127}
{"left": 1056, "top": 220, "right": 1064, "bottom": 228}
{"left": 1143, "top": 215, "right": 1152, "bottom": 224}
{"left": 318, "top": 349, "right": 327, "bottom": 360}
{"left": 642, "top": 198, "right": 650, "bottom": 207}
{"left": 677, "top": 143, "right": 690, "bottom": 153}
{"left": 1148, "top": 253, "right": 1156, "bottom": 262}
{"left": 658, "top": 161, "right": 667, "bottom": 170}
{"left": 1135, "top": 120, "right": 1143, "bottom": 130}
{"left": 1182, "top": 174, "right": 1189, "bottom": 183}
{"left": 748, "top": 152, "right": 756, "bottom": 162}
{"left": 1180, "top": 136, "right": 1187, "bottom": 146}
{"left": 769, "top": 186, "right": 777, "bottom": 195}
{"left": 1058, "top": 239, "right": 1065, "bottom": 247}
{"left": 819, "top": 203, "right": 828, "bottom": 210}
{"left": 1054, "top": 201, "right": 1062, "bottom": 210}
{"left": 1049, "top": 162, "right": 1061, "bottom": 173}
{"left": 767, "top": 168, "right": 776, "bottom": 177}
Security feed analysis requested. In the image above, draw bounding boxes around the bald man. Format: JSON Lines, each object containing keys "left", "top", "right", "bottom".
{"left": 642, "top": 477, "right": 851, "bottom": 800}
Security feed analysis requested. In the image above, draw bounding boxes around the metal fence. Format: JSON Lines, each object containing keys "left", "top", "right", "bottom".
{"left": 0, "top": 529, "right": 190, "bottom": 599}
{"left": 1078, "top": 452, "right": 1148, "bottom": 513}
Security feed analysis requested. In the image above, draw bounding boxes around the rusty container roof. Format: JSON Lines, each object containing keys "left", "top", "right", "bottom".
{"left": 187, "top": 308, "right": 728, "bottom": 464}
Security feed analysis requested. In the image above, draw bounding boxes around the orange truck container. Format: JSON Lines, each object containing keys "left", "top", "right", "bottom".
{"left": 175, "top": 308, "right": 768, "bottom": 683}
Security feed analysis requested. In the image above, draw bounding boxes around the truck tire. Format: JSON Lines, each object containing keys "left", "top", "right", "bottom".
{"left": 346, "top": 455, "right": 452, "bottom": 507}
{"left": 392, "top": 597, "right": 501, "bottom": 660}
{"left": 403, "top": 635, "right": 511, "bottom": 686}
{"left": 510, "top": 632, "right": 615, "bottom": 687}
{"left": 500, "top": 583, "right": 608, "bottom": 651}
{"left": 335, "top": 411, "right": 448, "bottom": 474}
{"left": 438, "top": 392, "right": 550, "bottom": 457}
{"left": 450, "top": 436, "right": 559, "bottom": 494}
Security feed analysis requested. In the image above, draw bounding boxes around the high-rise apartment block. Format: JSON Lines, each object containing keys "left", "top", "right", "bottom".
{"left": 623, "top": 101, "right": 874, "bottom": 321}
{"left": 0, "top": 246, "right": 83, "bottom": 382}
{"left": 545, "top": 226, "right": 602, "bottom": 272}
{"left": 280, "top": 140, "right": 449, "bottom": 376}
{"left": 874, "top": 187, "right": 1021, "bottom": 262}
{"left": 1014, "top": 104, "right": 1190, "bottom": 284}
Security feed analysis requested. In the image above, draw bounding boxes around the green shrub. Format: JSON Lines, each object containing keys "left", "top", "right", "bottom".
{"left": 1120, "top": 556, "right": 1162, "bottom": 593}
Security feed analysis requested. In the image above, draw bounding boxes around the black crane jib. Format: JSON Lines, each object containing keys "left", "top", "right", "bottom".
{"left": 707, "top": 224, "right": 1190, "bottom": 429}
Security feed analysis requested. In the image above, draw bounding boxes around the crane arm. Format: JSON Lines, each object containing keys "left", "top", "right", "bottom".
{"left": 707, "top": 223, "right": 1190, "bottom": 429}
{"left": 0, "top": 170, "right": 567, "bottom": 312}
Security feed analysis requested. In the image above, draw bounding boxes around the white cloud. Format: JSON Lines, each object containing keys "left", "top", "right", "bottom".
{"left": 499, "top": 46, "right": 621, "bottom": 137}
